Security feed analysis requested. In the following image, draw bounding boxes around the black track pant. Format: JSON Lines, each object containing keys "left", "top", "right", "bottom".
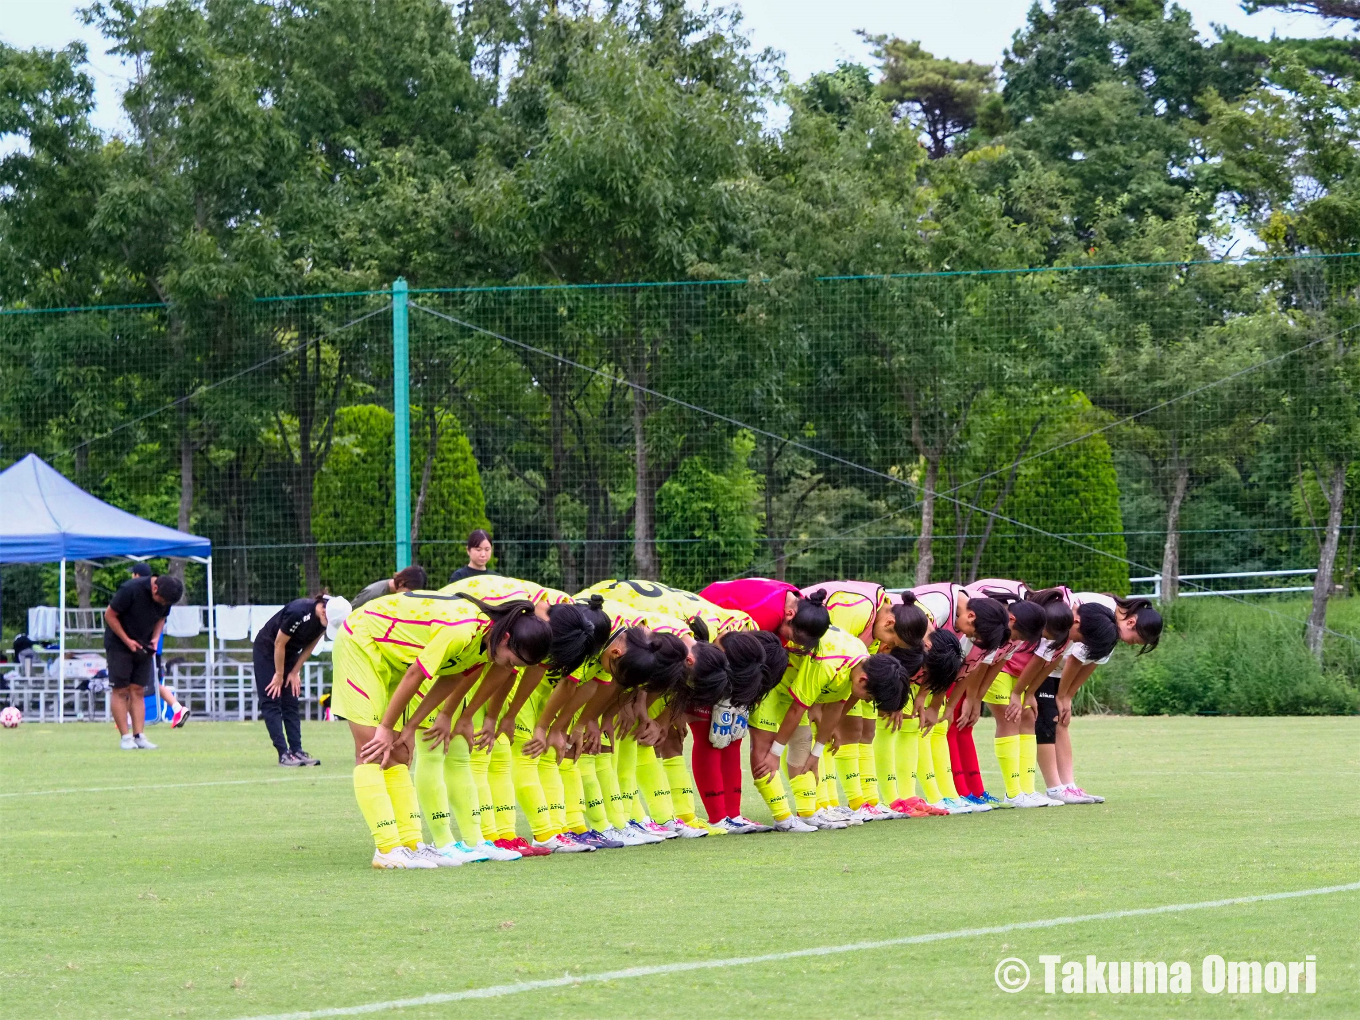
{"left": 252, "top": 642, "right": 302, "bottom": 756}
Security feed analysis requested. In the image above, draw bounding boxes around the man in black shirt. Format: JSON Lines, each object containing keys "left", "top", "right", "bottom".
{"left": 252, "top": 595, "right": 351, "bottom": 766}
{"left": 104, "top": 574, "right": 184, "bottom": 750}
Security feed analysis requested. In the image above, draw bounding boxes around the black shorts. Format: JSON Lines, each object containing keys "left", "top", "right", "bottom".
{"left": 105, "top": 643, "right": 155, "bottom": 690}
{"left": 1035, "top": 676, "right": 1060, "bottom": 745}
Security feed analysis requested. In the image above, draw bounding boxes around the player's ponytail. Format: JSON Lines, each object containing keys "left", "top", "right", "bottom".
{"left": 1026, "top": 587, "right": 1075, "bottom": 640}
{"left": 889, "top": 594, "right": 929, "bottom": 647}
{"left": 790, "top": 589, "right": 831, "bottom": 648}
{"left": 676, "top": 641, "right": 732, "bottom": 716}
{"left": 1111, "top": 594, "right": 1162, "bottom": 652}
{"left": 612, "top": 629, "right": 687, "bottom": 693}
{"left": 686, "top": 615, "right": 712, "bottom": 642}
{"left": 746, "top": 631, "right": 789, "bottom": 710}
{"left": 1006, "top": 599, "right": 1045, "bottom": 646}
{"left": 451, "top": 592, "right": 551, "bottom": 665}
{"left": 860, "top": 653, "right": 909, "bottom": 713}
{"left": 544, "top": 599, "right": 608, "bottom": 679}
{"left": 889, "top": 643, "right": 925, "bottom": 681}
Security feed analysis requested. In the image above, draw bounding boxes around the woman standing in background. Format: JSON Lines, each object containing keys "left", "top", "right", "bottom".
{"left": 449, "top": 529, "right": 497, "bottom": 584}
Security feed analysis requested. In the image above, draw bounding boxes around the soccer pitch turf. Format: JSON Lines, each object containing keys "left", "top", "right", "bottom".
{"left": 3, "top": 717, "right": 1357, "bottom": 1020}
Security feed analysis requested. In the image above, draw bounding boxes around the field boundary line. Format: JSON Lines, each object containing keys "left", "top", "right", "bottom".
{"left": 232, "top": 881, "right": 1360, "bottom": 1020}
{"left": 0, "top": 774, "right": 350, "bottom": 798}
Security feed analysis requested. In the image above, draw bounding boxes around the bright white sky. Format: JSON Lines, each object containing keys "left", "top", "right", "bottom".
{"left": 0, "top": 0, "right": 1353, "bottom": 136}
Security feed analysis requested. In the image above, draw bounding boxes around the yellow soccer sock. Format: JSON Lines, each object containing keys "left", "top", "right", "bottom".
{"left": 538, "top": 753, "right": 567, "bottom": 832}
{"left": 382, "top": 764, "right": 423, "bottom": 849}
{"left": 488, "top": 736, "right": 518, "bottom": 840}
{"left": 834, "top": 744, "right": 864, "bottom": 809}
{"left": 859, "top": 741, "right": 880, "bottom": 806}
{"left": 897, "top": 719, "right": 919, "bottom": 800}
{"left": 752, "top": 770, "right": 791, "bottom": 821}
{"left": 789, "top": 770, "right": 818, "bottom": 817}
{"left": 445, "top": 736, "right": 483, "bottom": 844}
{"left": 616, "top": 738, "right": 645, "bottom": 823}
{"left": 873, "top": 722, "right": 898, "bottom": 804}
{"left": 635, "top": 745, "right": 675, "bottom": 823}
{"left": 916, "top": 728, "right": 942, "bottom": 803}
{"left": 594, "top": 748, "right": 630, "bottom": 831}
{"left": 511, "top": 735, "right": 554, "bottom": 841}
{"left": 470, "top": 745, "right": 494, "bottom": 840}
{"left": 816, "top": 760, "right": 836, "bottom": 810}
{"left": 578, "top": 753, "right": 610, "bottom": 832}
{"left": 1018, "top": 733, "right": 1038, "bottom": 795}
{"left": 352, "top": 764, "right": 399, "bottom": 852}
{"left": 560, "top": 755, "right": 587, "bottom": 833}
{"left": 931, "top": 724, "right": 958, "bottom": 799}
{"left": 661, "top": 755, "right": 698, "bottom": 822}
{"left": 413, "top": 739, "right": 454, "bottom": 848}
{"left": 994, "top": 735, "right": 1021, "bottom": 799}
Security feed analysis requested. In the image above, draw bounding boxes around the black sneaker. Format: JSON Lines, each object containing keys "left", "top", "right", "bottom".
{"left": 292, "top": 749, "right": 321, "bottom": 766}
{"left": 278, "top": 751, "right": 304, "bottom": 767}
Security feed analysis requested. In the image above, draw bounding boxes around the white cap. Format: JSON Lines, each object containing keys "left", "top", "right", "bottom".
{"left": 324, "top": 596, "right": 353, "bottom": 640}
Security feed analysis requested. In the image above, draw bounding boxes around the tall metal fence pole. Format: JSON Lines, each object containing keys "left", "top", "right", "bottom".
{"left": 392, "top": 277, "right": 412, "bottom": 570}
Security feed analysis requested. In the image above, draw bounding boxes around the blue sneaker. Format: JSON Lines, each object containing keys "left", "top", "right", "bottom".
{"left": 965, "top": 794, "right": 993, "bottom": 812}
{"left": 577, "top": 829, "right": 625, "bottom": 849}
{"left": 978, "top": 791, "right": 1003, "bottom": 807}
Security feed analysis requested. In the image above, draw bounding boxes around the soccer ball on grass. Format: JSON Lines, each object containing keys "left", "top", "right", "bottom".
{"left": 0, "top": 706, "right": 23, "bottom": 728}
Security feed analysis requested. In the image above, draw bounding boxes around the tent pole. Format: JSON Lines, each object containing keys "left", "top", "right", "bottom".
{"left": 206, "top": 555, "right": 216, "bottom": 718}
{"left": 58, "top": 557, "right": 66, "bottom": 724}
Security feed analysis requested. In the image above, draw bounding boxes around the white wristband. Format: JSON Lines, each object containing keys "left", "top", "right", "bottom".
{"left": 810, "top": 741, "right": 826, "bottom": 758}
{"left": 770, "top": 741, "right": 787, "bottom": 758}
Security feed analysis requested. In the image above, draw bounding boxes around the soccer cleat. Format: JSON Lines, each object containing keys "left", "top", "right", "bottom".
{"left": 807, "top": 809, "right": 849, "bottom": 830}
{"left": 850, "top": 805, "right": 878, "bottom": 824}
{"left": 827, "top": 805, "right": 855, "bottom": 822}
{"left": 558, "top": 832, "right": 599, "bottom": 852}
{"left": 575, "top": 829, "right": 626, "bottom": 850}
{"left": 871, "top": 802, "right": 907, "bottom": 819}
{"left": 133, "top": 734, "right": 157, "bottom": 750}
{"left": 278, "top": 751, "right": 304, "bottom": 767}
{"left": 977, "top": 791, "right": 1004, "bottom": 807}
{"left": 639, "top": 819, "right": 677, "bottom": 839}
{"left": 292, "top": 749, "right": 321, "bottom": 766}
{"left": 663, "top": 818, "right": 708, "bottom": 838}
{"left": 432, "top": 842, "right": 485, "bottom": 865}
{"left": 1010, "top": 793, "right": 1044, "bottom": 808}
{"left": 120, "top": 734, "right": 136, "bottom": 750}
{"left": 171, "top": 705, "right": 190, "bottom": 728}
{"left": 414, "top": 844, "right": 459, "bottom": 868}
{"left": 603, "top": 825, "right": 656, "bottom": 847}
{"left": 772, "top": 816, "right": 818, "bottom": 833}
{"left": 373, "top": 847, "right": 423, "bottom": 869}
{"left": 964, "top": 794, "right": 993, "bottom": 812}
{"left": 531, "top": 833, "right": 590, "bottom": 853}
{"left": 1070, "top": 785, "right": 1104, "bottom": 803}
{"left": 938, "top": 797, "right": 975, "bottom": 814}
{"left": 475, "top": 839, "right": 524, "bottom": 861}
{"left": 1037, "top": 791, "right": 1066, "bottom": 807}
{"left": 502, "top": 837, "right": 551, "bottom": 858}
{"left": 452, "top": 840, "right": 494, "bottom": 861}
{"left": 685, "top": 817, "right": 728, "bottom": 835}
{"left": 729, "top": 814, "right": 773, "bottom": 833}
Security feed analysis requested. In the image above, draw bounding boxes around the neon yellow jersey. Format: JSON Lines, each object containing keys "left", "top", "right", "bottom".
{"left": 580, "top": 579, "right": 755, "bottom": 636}
{"left": 783, "top": 625, "right": 868, "bottom": 708}
{"left": 823, "top": 588, "right": 889, "bottom": 652}
{"left": 438, "top": 574, "right": 574, "bottom": 606}
{"left": 346, "top": 590, "right": 494, "bottom": 680}
{"left": 569, "top": 594, "right": 691, "bottom": 686}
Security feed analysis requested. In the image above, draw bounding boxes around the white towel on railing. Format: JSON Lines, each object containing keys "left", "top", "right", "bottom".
{"left": 166, "top": 605, "right": 203, "bottom": 638}
{"left": 27, "top": 606, "right": 59, "bottom": 641}
{"left": 249, "top": 605, "right": 284, "bottom": 642}
{"left": 215, "top": 605, "right": 250, "bottom": 641}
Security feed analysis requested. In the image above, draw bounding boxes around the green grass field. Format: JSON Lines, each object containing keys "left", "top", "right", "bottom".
{"left": 3, "top": 716, "right": 1358, "bottom": 1020}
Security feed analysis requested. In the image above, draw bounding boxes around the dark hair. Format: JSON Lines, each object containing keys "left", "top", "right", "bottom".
{"left": 1007, "top": 599, "right": 1045, "bottom": 646}
{"left": 888, "top": 643, "right": 925, "bottom": 682}
{"left": 748, "top": 631, "right": 789, "bottom": 709}
{"left": 790, "top": 590, "right": 831, "bottom": 647}
{"left": 718, "top": 630, "right": 767, "bottom": 710}
{"left": 921, "top": 629, "right": 962, "bottom": 694}
{"left": 153, "top": 575, "right": 185, "bottom": 605}
{"left": 1076, "top": 603, "right": 1118, "bottom": 661}
{"left": 686, "top": 615, "right": 712, "bottom": 642}
{"left": 889, "top": 593, "right": 930, "bottom": 647}
{"left": 130, "top": 562, "right": 152, "bottom": 577}
{"left": 466, "top": 528, "right": 492, "bottom": 549}
{"left": 612, "top": 629, "right": 687, "bottom": 693}
{"left": 392, "top": 565, "right": 427, "bottom": 590}
{"left": 1027, "top": 588, "right": 1074, "bottom": 640}
{"left": 677, "top": 641, "right": 732, "bottom": 715}
{"left": 545, "top": 598, "right": 610, "bottom": 679}
{"left": 449, "top": 592, "right": 551, "bottom": 665}
{"left": 966, "top": 597, "right": 1009, "bottom": 651}
{"left": 860, "top": 653, "right": 909, "bottom": 713}
{"left": 1111, "top": 594, "right": 1162, "bottom": 652}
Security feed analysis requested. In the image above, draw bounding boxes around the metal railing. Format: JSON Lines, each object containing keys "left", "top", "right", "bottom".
{"left": 1130, "top": 568, "right": 1318, "bottom": 599}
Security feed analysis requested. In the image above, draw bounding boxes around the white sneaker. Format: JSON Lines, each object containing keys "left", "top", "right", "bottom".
{"left": 662, "top": 818, "right": 708, "bottom": 838}
{"left": 414, "top": 844, "right": 457, "bottom": 868}
{"left": 873, "top": 803, "right": 907, "bottom": 819}
{"left": 850, "top": 805, "right": 877, "bottom": 823}
{"left": 722, "top": 815, "right": 773, "bottom": 834}
{"left": 531, "top": 834, "right": 589, "bottom": 853}
{"left": 431, "top": 842, "right": 480, "bottom": 864}
{"left": 827, "top": 805, "right": 855, "bottom": 821}
{"left": 1037, "top": 791, "right": 1066, "bottom": 806}
{"left": 937, "top": 797, "right": 974, "bottom": 814}
{"left": 1070, "top": 785, "right": 1104, "bottom": 803}
{"left": 808, "top": 809, "right": 849, "bottom": 830}
{"left": 451, "top": 840, "right": 493, "bottom": 861}
{"left": 639, "top": 818, "right": 677, "bottom": 840}
{"left": 373, "top": 846, "right": 436, "bottom": 869}
{"left": 1019, "top": 792, "right": 1050, "bottom": 807}
{"left": 133, "top": 734, "right": 157, "bottom": 750}
{"left": 120, "top": 734, "right": 136, "bottom": 750}
{"left": 772, "top": 816, "right": 818, "bottom": 833}
{"left": 994, "top": 795, "right": 1019, "bottom": 809}
{"left": 603, "top": 825, "right": 652, "bottom": 847}
{"left": 475, "top": 839, "right": 523, "bottom": 861}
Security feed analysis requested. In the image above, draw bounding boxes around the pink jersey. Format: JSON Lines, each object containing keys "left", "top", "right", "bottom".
{"left": 1002, "top": 585, "right": 1075, "bottom": 677}
{"left": 699, "top": 578, "right": 801, "bottom": 634}
{"left": 963, "top": 578, "right": 1029, "bottom": 600}
{"left": 960, "top": 578, "right": 1029, "bottom": 673}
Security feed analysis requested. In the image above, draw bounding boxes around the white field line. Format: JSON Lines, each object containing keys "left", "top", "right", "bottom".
{"left": 0, "top": 774, "right": 350, "bottom": 798}
{"left": 233, "top": 881, "right": 1360, "bottom": 1020}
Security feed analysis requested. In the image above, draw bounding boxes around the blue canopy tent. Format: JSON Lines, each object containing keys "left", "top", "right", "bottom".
{"left": 0, "top": 454, "right": 214, "bottom": 721}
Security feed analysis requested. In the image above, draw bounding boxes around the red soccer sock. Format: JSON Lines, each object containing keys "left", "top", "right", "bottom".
{"left": 721, "top": 739, "right": 745, "bottom": 819}
{"left": 956, "top": 725, "right": 985, "bottom": 797}
{"left": 688, "top": 722, "right": 729, "bottom": 823}
{"left": 946, "top": 722, "right": 969, "bottom": 796}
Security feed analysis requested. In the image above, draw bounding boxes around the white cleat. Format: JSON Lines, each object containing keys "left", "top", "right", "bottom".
{"left": 722, "top": 815, "right": 773, "bottom": 834}
{"left": 531, "top": 834, "right": 590, "bottom": 853}
{"left": 1015, "top": 792, "right": 1048, "bottom": 808}
{"left": 133, "top": 734, "right": 157, "bottom": 750}
{"left": 662, "top": 818, "right": 708, "bottom": 838}
{"left": 938, "top": 797, "right": 975, "bottom": 814}
{"left": 1070, "top": 785, "right": 1104, "bottom": 803}
{"left": 808, "top": 809, "right": 849, "bottom": 830}
{"left": 414, "top": 844, "right": 458, "bottom": 867}
{"left": 827, "top": 805, "right": 855, "bottom": 822}
{"left": 850, "top": 805, "right": 877, "bottom": 824}
{"left": 772, "top": 815, "right": 818, "bottom": 833}
{"left": 603, "top": 825, "right": 655, "bottom": 847}
{"left": 432, "top": 842, "right": 483, "bottom": 864}
{"left": 474, "top": 839, "right": 523, "bottom": 861}
{"left": 373, "top": 846, "right": 436, "bottom": 869}
{"left": 120, "top": 734, "right": 136, "bottom": 750}
{"left": 639, "top": 818, "right": 677, "bottom": 840}
{"left": 1000, "top": 794, "right": 1030, "bottom": 808}
{"left": 1036, "top": 791, "right": 1066, "bottom": 807}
